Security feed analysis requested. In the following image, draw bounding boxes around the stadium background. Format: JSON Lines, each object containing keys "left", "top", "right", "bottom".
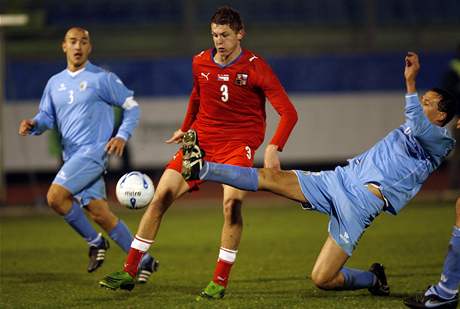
{"left": 1, "top": 1, "right": 459, "bottom": 204}
{"left": 2, "top": 2, "right": 460, "bottom": 308}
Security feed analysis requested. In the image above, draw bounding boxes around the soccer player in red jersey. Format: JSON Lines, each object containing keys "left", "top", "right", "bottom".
{"left": 100, "top": 6, "right": 298, "bottom": 298}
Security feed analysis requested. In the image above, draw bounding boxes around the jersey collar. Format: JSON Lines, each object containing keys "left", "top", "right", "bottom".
{"left": 66, "top": 61, "right": 90, "bottom": 77}
{"left": 211, "top": 48, "right": 244, "bottom": 68}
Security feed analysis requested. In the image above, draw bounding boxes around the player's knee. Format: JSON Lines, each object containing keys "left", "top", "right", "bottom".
{"left": 311, "top": 269, "right": 335, "bottom": 290}
{"left": 46, "top": 190, "right": 67, "bottom": 214}
{"left": 223, "top": 199, "right": 243, "bottom": 225}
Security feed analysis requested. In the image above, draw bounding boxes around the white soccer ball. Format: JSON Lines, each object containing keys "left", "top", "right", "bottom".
{"left": 116, "top": 172, "right": 154, "bottom": 209}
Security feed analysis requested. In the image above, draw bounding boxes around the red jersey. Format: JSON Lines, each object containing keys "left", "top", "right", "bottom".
{"left": 180, "top": 48, "right": 297, "bottom": 151}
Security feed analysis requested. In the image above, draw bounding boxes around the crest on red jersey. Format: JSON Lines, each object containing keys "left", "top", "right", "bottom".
{"left": 235, "top": 73, "right": 248, "bottom": 86}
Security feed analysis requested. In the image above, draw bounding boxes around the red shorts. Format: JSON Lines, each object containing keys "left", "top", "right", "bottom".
{"left": 166, "top": 140, "right": 256, "bottom": 190}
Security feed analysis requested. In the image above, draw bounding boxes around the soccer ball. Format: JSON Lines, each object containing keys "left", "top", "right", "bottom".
{"left": 116, "top": 172, "right": 154, "bottom": 209}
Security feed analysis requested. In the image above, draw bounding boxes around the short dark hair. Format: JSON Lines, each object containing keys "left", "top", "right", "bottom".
{"left": 210, "top": 6, "right": 244, "bottom": 33}
{"left": 431, "top": 87, "right": 457, "bottom": 126}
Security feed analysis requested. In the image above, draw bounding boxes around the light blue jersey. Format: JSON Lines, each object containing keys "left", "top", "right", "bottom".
{"left": 293, "top": 93, "right": 455, "bottom": 255}
{"left": 345, "top": 93, "right": 455, "bottom": 215}
{"left": 29, "top": 62, "right": 140, "bottom": 203}
{"left": 31, "top": 62, "right": 140, "bottom": 161}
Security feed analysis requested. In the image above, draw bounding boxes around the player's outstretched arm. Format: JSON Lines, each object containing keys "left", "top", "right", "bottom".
{"left": 404, "top": 52, "right": 420, "bottom": 94}
{"left": 18, "top": 119, "right": 35, "bottom": 136}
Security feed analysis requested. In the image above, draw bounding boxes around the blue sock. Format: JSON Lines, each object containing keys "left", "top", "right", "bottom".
{"left": 108, "top": 220, "right": 133, "bottom": 253}
{"left": 340, "top": 267, "right": 376, "bottom": 290}
{"left": 430, "top": 226, "right": 460, "bottom": 299}
{"left": 200, "top": 162, "right": 259, "bottom": 191}
{"left": 64, "top": 201, "right": 100, "bottom": 245}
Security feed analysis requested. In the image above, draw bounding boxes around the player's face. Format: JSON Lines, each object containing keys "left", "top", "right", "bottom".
{"left": 211, "top": 23, "right": 243, "bottom": 59}
{"left": 62, "top": 28, "right": 92, "bottom": 71}
{"left": 421, "top": 91, "right": 446, "bottom": 126}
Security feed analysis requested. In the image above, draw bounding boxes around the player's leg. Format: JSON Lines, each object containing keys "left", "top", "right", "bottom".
{"left": 47, "top": 183, "right": 107, "bottom": 271}
{"left": 86, "top": 198, "right": 159, "bottom": 282}
{"left": 100, "top": 168, "right": 190, "bottom": 290}
{"left": 51, "top": 154, "right": 116, "bottom": 271}
{"left": 430, "top": 197, "right": 460, "bottom": 298}
{"left": 189, "top": 160, "right": 307, "bottom": 204}
{"left": 181, "top": 132, "right": 305, "bottom": 202}
{"left": 258, "top": 168, "right": 308, "bottom": 202}
{"left": 404, "top": 197, "right": 460, "bottom": 308}
{"left": 48, "top": 183, "right": 99, "bottom": 245}
{"left": 311, "top": 235, "right": 349, "bottom": 289}
{"left": 83, "top": 178, "right": 130, "bottom": 252}
{"left": 311, "top": 235, "right": 387, "bottom": 294}
{"left": 198, "top": 185, "right": 246, "bottom": 300}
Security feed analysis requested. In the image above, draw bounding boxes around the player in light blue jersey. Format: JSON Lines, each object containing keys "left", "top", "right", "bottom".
{"left": 180, "top": 52, "right": 458, "bottom": 300}
{"left": 18, "top": 28, "right": 158, "bottom": 282}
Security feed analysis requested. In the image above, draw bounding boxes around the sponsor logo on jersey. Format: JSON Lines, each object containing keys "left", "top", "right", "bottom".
{"left": 57, "top": 171, "right": 67, "bottom": 180}
{"left": 58, "top": 83, "right": 66, "bottom": 91}
{"left": 217, "top": 74, "right": 229, "bottom": 81}
{"left": 200, "top": 72, "right": 210, "bottom": 80}
{"left": 235, "top": 73, "right": 248, "bottom": 86}
{"left": 339, "top": 232, "right": 350, "bottom": 244}
{"left": 79, "top": 81, "right": 88, "bottom": 91}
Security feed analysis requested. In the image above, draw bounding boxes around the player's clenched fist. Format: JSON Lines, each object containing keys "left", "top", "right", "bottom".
{"left": 404, "top": 52, "right": 420, "bottom": 81}
{"left": 18, "top": 119, "right": 35, "bottom": 136}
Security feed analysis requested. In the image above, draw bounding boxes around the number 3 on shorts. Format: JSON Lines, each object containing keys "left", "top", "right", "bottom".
{"left": 245, "top": 146, "right": 251, "bottom": 159}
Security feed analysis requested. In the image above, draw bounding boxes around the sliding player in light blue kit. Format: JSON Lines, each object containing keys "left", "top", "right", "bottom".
{"left": 18, "top": 27, "right": 158, "bottom": 282}
{"left": 180, "top": 52, "right": 457, "bottom": 301}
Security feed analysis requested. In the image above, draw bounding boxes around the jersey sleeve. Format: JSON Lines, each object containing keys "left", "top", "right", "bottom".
{"left": 100, "top": 72, "right": 139, "bottom": 141}
{"left": 404, "top": 93, "right": 455, "bottom": 166}
{"left": 31, "top": 81, "right": 56, "bottom": 135}
{"left": 180, "top": 61, "right": 200, "bottom": 132}
{"left": 255, "top": 60, "right": 298, "bottom": 151}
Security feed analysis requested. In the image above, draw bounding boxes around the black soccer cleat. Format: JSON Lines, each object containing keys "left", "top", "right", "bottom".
{"left": 137, "top": 255, "right": 160, "bottom": 284}
{"left": 87, "top": 235, "right": 110, "bottom": 273}
{"left": 404, "top": 287, "right": 459, "bottom": 309}
{"left": 181, "top": 129, "right": 205, "bottom": 180}
{"left": 368, "top": 262, "right": 390, "bottom": 296}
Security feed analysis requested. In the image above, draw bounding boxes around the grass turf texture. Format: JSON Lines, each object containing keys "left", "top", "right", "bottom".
{"left": 0, "top": 198, "right": 454, "bottom": 308}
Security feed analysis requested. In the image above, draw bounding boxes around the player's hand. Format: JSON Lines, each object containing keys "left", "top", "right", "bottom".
{"left": 264, "top": 144, "right": 281, "bottom": 170}
{"left": 404, "top": 52, "right": 420, "bottom": 82}
{"left": 457, "top": 119, "right": 460, "bottom": 129}
{"left": 165, "top": 129, "right": 185, "bottom": 144}
{"left": 105, "top": 137, "right": 126, "bottom": 157}
{"left": 18, "top": 119, "right": 35, "bottom": 136}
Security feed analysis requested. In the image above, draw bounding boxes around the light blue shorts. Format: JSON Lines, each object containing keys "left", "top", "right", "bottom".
{"left": 293, "top": 167, "right": 384, "bottom": 256}
{"left": 53, "top": 152, "right": 107, "bottom": 206}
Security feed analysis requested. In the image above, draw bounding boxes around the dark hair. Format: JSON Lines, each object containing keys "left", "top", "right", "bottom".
{"left": 431, "top": 87, "right": 457, "bottom": 126}
{"left": 210, "top": 6, "right": 244, "bottom": 33}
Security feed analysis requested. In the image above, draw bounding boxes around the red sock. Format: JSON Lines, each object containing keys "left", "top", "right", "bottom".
{"left": 213, "top": 259, "right": 234, "bottom": 287}
{"left": 123, "top": 247, "right": 145, "bottom": 278}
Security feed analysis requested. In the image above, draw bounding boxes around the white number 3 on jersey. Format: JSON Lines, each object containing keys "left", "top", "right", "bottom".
{"left": 220, "top": 84, "right": 229, "bottom": 102}
{"left": 245, "top": 146, "right": 251, "bottom": 159}
{"left": 67, "top": 90, "right": 74, "bottom": 104}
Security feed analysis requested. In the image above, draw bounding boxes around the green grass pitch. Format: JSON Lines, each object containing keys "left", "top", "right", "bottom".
{"left": 0, "top": 197, "right": 454, "bottom": 308}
